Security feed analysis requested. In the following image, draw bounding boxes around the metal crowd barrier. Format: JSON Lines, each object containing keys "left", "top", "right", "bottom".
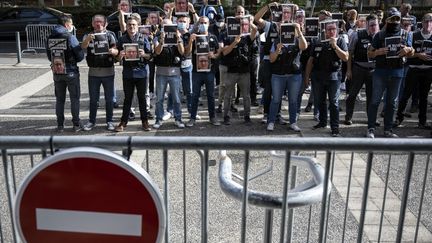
{"left": 23, "top": 24, "right": 57, "bottom": 54}
{"left": 0, "top": 136, "right": 431, "bottom": 243}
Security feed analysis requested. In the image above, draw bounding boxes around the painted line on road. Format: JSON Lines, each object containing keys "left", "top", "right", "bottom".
{"left": 36, "top": 208, "right": 142, "bottom": 236}
{"left": 0, "top": 71, "right": 52, "bottom": 110}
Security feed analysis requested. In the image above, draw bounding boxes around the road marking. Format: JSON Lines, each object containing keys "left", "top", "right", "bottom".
{"left": 0, "top": 71, "right": 52, "bottom": 110}
{"left": 36, "top": 208, "right": 142, "bottom": 236}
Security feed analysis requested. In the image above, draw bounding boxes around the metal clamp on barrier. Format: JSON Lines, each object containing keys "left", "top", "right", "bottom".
{"left": 218, "top": 150, "right": 332, "bottom": 209}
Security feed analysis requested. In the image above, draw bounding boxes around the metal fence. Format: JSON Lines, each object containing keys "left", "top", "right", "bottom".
{"left": 1, "top": 136, "right": 431, "bottom": 243}
{"left": 23, "top": 24, "right": 57, "bottom": 54}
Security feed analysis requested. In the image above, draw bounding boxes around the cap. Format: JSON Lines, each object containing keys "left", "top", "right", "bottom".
{"left": 386, "top": 8, "right": 401, "bottom": 22}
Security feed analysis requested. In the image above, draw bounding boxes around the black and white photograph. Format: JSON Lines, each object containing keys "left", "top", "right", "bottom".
{"left": 123, "top": 43, "right": 140, "bottom": 61}
{"left": 385, "top": 36, "right": 402, "bottom": 58}
{"left": 227, "top": 16, "right": 241, "bottom": 36}
{"left": 305, "top": 18, "right": 319, "bottom": 38}
{"left": 280, "top": 23, "right": 295, "bottom": 45}
{"left": 281, "top": 4, "right": 295, "bottom": 23}
{"left": 47, "top": 38, "right": 68, "bottom": 50}
{"left": 240, "top": 16, "right": 251, "bottom": 35}
{"left": 270, "top": 5, "right": 282, "bottom": 23}
{"left": 195, "top": 35, "right": 209, "bottom": 54}
{"left": 422, "top": 40, "right": 432, "bottom": 55}
{"left": 163, "top": 24, "right": 178, "bottom": 45}
{"left": 175, "top": 0, "right": 189, "bottom": 15}
{"left": 93, "top": 33, "right": 109, "bottom": 55}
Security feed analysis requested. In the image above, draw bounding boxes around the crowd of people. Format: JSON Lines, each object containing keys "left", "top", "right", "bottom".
{"left": 45, "top": 0, "right": 432, "bottom": 138}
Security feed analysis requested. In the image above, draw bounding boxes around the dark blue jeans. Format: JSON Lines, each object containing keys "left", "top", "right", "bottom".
{"left": 313, "top": 78, "right": 341, "bottom": 129}
{"left": 367, "top": 68, "right": 403, "bottom": 131}
{"left": 191, "top": 72, "right": 216, "bottom": 119}
{"left": 54, "top": 72, "right": 81, "bottom": 126}
{"left": 88, "top": 75, "right": 114, "bottom": 124}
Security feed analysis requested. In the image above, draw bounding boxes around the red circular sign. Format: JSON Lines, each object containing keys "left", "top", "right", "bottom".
{"left": 14, "top": 147, "right": 165, "bottom": 243}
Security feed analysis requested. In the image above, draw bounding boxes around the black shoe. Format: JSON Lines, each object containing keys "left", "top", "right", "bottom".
{"left": 251, "top": 101, "right": 259, "bottom": 107}
{"left": 304, "top": 103, "right": 312, "bottom": 112}
{"left": 113, "top": 102, "right": 119, "bottom": 108}
{"left": 344, "top": 119, "right": 352, "bottom": 125}
{"left": 235, "top": 98, "right": 240, "bottom": 105}
{"left": 375, "top": 121, "right": 381, "bottom": 127}
{"left": 331, "top": 128, "right": 340, "bottom": 137}
{"left": 393, "top": 118, "right": 403, "bottom": 128}
{"left": 128, "top": 111, "right": 136, "bottom": 121}
{"left": 223, "top": 116, "right": 231, "bottom": 125}
{"left": 230, "top": 105, "right": 238, "bottom": 113}
{"left": 313, "top": 123, "right": 327, "bottom": 130}
{"left": 244, "top": 115, "right": 251, "bottom": 124}
{"left": 216, "top": 104, "right": 222, "bottom": 113}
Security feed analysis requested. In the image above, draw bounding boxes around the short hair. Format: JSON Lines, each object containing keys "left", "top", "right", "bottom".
{"left": 128, "top": 13, "right": 141, "bottom": 23}
{"left": 59, "top": 14, "right": 72, "bottom": 26}
{"left": 366, "top": 14, "right": 378, "bottom": 22}
{"left": 92, "top": 14, "right": 107, "bottom": 24}
{"left": 401, "top": 3, "right": 412, "bottom": 11}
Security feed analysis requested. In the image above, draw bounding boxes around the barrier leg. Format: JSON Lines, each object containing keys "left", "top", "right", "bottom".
{"left": 15, "top": 32, "right": 22, "bottom": 65}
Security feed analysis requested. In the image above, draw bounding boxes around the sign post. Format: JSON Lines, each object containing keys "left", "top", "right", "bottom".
{"left": 14, "top": 147, "right": 165, "bottom": 243}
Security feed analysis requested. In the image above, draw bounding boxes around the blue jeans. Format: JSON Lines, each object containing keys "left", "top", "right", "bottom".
{"left": 313, "top": 77, "right": 341, "bottom": 129}
{"left": 268, "top": 73, "right": 302, "bottom": 124}
{"left": 156, "top": 74, "right": 182, "bottom": 121}
{"left": 191, "top": 72, "right": 216, "bottom": 119}
{"left": 54, "top": 72, "right": 80, "bottom": 126}
{"left": 368, "top": 68, "right": 403, "bottom": 131}
{"left": 88, "top": 75, "right": 114, "bottom": 124}
{"left": 167, "top": 66, "right": 193, "bottom": 114}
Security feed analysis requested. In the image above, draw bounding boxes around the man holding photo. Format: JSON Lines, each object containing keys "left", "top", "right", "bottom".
{"left": 115, "top": 15, "right": 153, "bottom": 132}
{"left": 304, "top": 20, "right": 348, "bottom": 137}
{"left": 81, "top": 14, "right": 118, "bottom": 132}
{"left": 366, "top": 9, "right": 414, "bottom": 138}
{"left": 185, "top": 16, "right": 221, "bottom": 127}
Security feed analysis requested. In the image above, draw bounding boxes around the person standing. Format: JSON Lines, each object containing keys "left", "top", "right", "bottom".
{"left": 345, "top": 14, "right": 380, "bottom": 125}
{"left": 153, "top": 19, "right": 186, "bottom": 129}
{"left": 366, "top": 10, "right": 414, "bottom": 138}
{"left": 81, "top": 15, "right": 118, "bottom": 131}
{"left": 304, "top": 20, "right": 349, "bottom": 137}
{"left": 185, "top": 16, "right": 221, "bottom": 127}
{"left": 222, "top": 11, "right": 257, "bottom": 125}
{"left": 267, "top": 23, "right": 307, "bottom": 131}
{"left": 395, "top": 13, "right": 432, "bottom": 130}
{"left": 46, "top": 15, "right": 84, "bottom": 132}
{"left": 115, "top": 16, "right": 152, "bottom": 132}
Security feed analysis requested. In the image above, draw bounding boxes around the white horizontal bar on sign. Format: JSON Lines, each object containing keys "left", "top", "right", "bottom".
{"left": 36, "top": 208, "right": 142, "bottom": 236}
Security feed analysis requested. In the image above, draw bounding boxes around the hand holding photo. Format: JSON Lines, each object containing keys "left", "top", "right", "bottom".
{"left": 162, "top": 24, "right": 178, "bottom": 45}
{"left": 195, "top": 35, "right": 210, "bottom": 54}
{"left": 305, "top": 18, "right": 319, "bottom": 38}
{"left": 93, "top": 33, "right": 109, "bottom": 55}
{"left": 320, "top": 20, "right": 339, "bottom": 42}
{"left": 281, "top": 4, "right": 295, "bottom": 23}
{"left": 385, "top": 36, "right": 402, "bottom": 59}
{"left": 227, "top": 17, "right": 240, "bottom": 36}
{"left": 138, "top": 25, "right": 152, "bottom": 36}
{"left": 280, "top": 23, "right": 295, "bottom": 45}
{"left": 175, "top": 0, "right": 189, "bottom": 15}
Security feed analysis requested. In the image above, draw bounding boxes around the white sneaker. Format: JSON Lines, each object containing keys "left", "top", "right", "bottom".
{"left": 267, "top": 122, "right": 275, "bottom": 131}
{"left": 83, "top": 122, "right": 95, "bottom": 131}
{"left": 290, "top": 123, "right": 301, "bottom": 132}
{"left": 366, "top": 128, "right": 375, "bottom": 138}
{"left": 106, "top": 122, "right": 115, "bottom": 131}
{"left": 175, "top": 120, "right": 185, "bottom": 128}
{"left": 162, "top": 111, "right": 172, "bottom": 121}
{"left": 153, "top": 120, "right": 163, "bottom": 129}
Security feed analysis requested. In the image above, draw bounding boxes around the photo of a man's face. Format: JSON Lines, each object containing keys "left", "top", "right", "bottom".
{"left": 241, "top": 17, "right": 250, "bottom": 34}
{"left": 325, "top": 22, "right": 338, "bottom": 39}
{"left": 52, "top": 57, "right": 65, "bottom": 74}
{"left": 282, "top": 5, "right": 293, "bottom": 22}
{"left": 197, "top": 55, "right": 210, "bottom": 71}
{"left": 124, "top": 44, "right": 139, "bottom": 60}
{"left": 175, "top": 0, "right": 188, "bottom": 14}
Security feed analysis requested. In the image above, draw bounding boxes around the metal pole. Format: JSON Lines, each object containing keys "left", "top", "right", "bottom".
{"left": 396, "top": 152, "right": 415, "bottom": 242}
{"left": 15, "top": 32, "right": 22, "bottom": 64}
{"left": 310, "top": 0, "right": 317, "bottom": 17}
{"left": 357, "top": 152, "right": 373, "bottom": 243}
{"left": 286, "top": 166, "right": 297, "bottom": 243}
{"left": 263, "top": 209, "right": 273, "bottom": 243}
{"left": 163, "top": 150, "right": 169, "bottom": 243}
